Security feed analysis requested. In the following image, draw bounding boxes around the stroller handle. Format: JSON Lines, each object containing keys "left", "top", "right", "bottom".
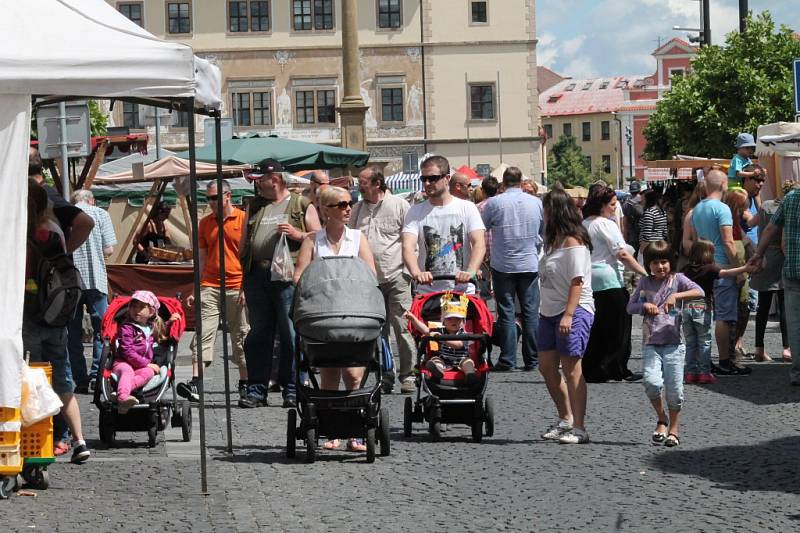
{"left": 420, "top": 333, "right": 488, "bottom": 343}
{"left": 431, "top": 274, "right": 478, "bottom": 283}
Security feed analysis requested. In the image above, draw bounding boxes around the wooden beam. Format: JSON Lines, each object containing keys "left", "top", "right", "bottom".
{"left": 114, "top": 178, "right": 162, "bottom": 264}
{"left": 80, "top": 140, "right": 108, "bottom": 190}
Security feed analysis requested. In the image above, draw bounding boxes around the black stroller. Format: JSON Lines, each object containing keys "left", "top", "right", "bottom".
{"left": 287, "top": 256, "right": 390, "bottom": 463}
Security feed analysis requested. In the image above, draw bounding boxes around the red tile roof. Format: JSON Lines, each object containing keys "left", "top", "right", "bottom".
{"left": 539, "top": 76, "right": 645, "bottom": 117}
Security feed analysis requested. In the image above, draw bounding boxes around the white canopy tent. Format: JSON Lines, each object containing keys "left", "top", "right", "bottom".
{"left": 0, "top": 0, "right": 221, "bottom": 428}
{"left": 756, "top": 122, "right": 800, "bottom": 200}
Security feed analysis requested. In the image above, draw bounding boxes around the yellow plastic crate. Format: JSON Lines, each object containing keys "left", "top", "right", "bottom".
{"left": 0, "top": 432, "right": 21, "bottom": 447}
{"left": 21, "top": 363, "right": 54, "bottom": 461}
{"left": 0, "top": 406, "right": 21, "bottom": 424}
{"left": 0, "top": 444, "right": 22, "bottom": 476}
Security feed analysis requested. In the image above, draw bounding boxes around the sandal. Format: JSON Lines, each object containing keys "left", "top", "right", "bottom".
{"left": 322, "top": 439, "right": 341, "bottom": 450}
{"left": 651, "top": 420, "right": 668, "bottom": 445}
{"left": 783, "top": 351, "right": 792, "bottom": 363}
{"left": 346, "top": 438, "right": 367, "bottom": 452}
{"left": 664, "top": 433, "right": 680, "bottom": 447}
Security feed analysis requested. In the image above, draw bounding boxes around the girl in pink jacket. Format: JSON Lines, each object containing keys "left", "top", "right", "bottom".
{"left": 114, "top": 291, "right": 178, "bottom": 413}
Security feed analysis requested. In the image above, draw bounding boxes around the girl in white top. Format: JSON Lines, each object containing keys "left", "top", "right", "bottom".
{"left": 293, "top": 186, "right": 376, "bottom": 453}
{"left": 537, "top": 187, "right": 595, "bottom": 445}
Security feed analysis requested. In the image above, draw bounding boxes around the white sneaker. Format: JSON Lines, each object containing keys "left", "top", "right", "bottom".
{"left": 559, "top": 428, "right": 590, "bottom": 444}
{"left": 117, "top": 396, "right": 139, "bottom": 414}
{"left": 541, "top": 420, "right": 573, "bottom": 440}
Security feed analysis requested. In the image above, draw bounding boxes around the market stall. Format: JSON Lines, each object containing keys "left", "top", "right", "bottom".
{"left": 756, "top": 122, "right": 800, "bottom": 200}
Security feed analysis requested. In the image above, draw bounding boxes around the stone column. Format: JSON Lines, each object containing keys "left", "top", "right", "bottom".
{"left": 337, "top": 0, "right": 368, "bottom": 151}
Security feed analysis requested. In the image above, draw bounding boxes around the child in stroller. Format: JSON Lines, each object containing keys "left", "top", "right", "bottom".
{"left": 404, "top": 292, "right": 477, "bottom": 383}
{"left": 95, "top": 292, "right": 191, "bottom": 448}
{"left": 113, "top": 291, "right": 180, "bottom": 413}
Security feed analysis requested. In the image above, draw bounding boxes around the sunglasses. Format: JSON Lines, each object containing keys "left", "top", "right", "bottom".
{"left": 420, "top": 174, "right": 446, "bottom": 184}
{"left": 326, "top": 200, "right": 354, "bottom": 210}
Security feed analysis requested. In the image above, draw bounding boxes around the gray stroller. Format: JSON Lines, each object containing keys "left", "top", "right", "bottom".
{"left": 287, "top": 256, "right": 390, "bottom": 463}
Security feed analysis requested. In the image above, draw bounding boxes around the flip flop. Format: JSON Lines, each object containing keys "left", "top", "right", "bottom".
{"left": 652, "top": 420, "right": 668, "bottom": 445}
{"left": 322, "top": 439, "right": 341, "bottom": 450}
{"left": 664, "top": 433, "right": 680, "bottom": 447}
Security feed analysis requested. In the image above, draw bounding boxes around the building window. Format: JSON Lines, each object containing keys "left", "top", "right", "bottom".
{"left": 166, "top": 2, "right": 191, "bottom": 34}
{"left": 229, "top": 1, "right": 270, "bottom": 32}
{"left": 543, "top": 124, "right": 553, "bottom": 140}
{"left": 381, "top": 87, "right": 404, "bottom": 123}
{"left": 563, "top": 123, "right": 572, "bottom": 137}
{"left": 602, "top": 155, "right": 611, "bottom": 173}
{"left": 118, "top": 3, "right": 143, "bottom": 26}
{"left": 584, "top": 155, "right": 592, "bottom": 169}
{"left": 231, "top": 91, "right": 273, "bottom": 126}
{"left": 470, "top": 1, "right": 487, "bottom": 24}
{"left": 292, "top": 0, "right": 334, "bottom": 31}
{"left": 122, "top": 102, "right": 142, "bottom": 129}
{"left": 668, "top": 68, "right": 685, "bottom": 86}
{"left": 377, "top": 0, "right": 402, "bottom": 29}
{"left": 402, "top": 151, "right": 418, "bottom": 173}
{"left": 295, "top": 88, "right": 337, "bottom": 125}
{"left": 601, "top": 120, "right": 610, "bottom": 141}
{"left": 582, "top": 122, "right": 591, "bottom": 142}
{"left": 469, "top": 83, "right": 495, "bottom": 120}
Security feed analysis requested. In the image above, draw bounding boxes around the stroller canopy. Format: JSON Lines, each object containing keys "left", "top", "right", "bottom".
{"left": 293, "top": 257, "right": 385, "bottom": 343}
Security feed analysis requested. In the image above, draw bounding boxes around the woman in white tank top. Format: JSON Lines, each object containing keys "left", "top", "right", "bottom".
{"left": 293, "top": 186, "right": 377, "bottom": 452}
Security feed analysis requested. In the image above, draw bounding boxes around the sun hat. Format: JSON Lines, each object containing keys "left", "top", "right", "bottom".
{"left": 131, "top": 290, "right": 160, "bottom": 312}
{"left": 734, "top": 133, "right": 756, "bottom": 149}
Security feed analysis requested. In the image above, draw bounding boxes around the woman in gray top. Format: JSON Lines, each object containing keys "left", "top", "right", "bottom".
{"left": 751, "top": 182, "right": 794, "bottom": 363}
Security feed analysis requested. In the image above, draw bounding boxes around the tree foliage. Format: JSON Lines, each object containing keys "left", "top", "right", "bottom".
{"left": 547, "top": 135, "right": 591, "bottom": 187}
{"left": 643, "top": 12, "right": 800, "bottom": 160}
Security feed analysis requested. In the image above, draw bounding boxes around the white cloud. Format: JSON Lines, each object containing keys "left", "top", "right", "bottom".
{"left": 563, "top": 57, "right": 597, "bottom": 79}
{"left": 561, "top": 35, "right": 586, "bottom": 57}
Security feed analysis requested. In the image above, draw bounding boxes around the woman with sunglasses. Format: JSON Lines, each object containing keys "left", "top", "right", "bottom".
{"left": 293, "top": 186, "right": 377, "bottom": 452}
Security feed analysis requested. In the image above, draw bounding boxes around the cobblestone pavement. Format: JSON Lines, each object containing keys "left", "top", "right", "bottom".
{"left": 3, "top": 319, "right": 799, "bottom": 532}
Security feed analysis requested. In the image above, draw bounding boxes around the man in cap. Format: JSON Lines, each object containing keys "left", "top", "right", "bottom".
{"left": 239, "top": 158, "right": 321, "bottom": 408}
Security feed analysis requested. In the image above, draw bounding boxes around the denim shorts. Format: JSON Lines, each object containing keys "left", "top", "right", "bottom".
{"left": 537, "top": 307, "right": 594, "bottom": 358}
{"left": 712, "top": 277, "right": 738, "bottom": 322}
{"left": 22, "top": 321, "right": 73, "bottom": 395}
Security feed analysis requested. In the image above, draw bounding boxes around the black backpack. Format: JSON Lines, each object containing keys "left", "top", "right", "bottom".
{"left": 24, "top": 233, "right": 83, "bottom": 327}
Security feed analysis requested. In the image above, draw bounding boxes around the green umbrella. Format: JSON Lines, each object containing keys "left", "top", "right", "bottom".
{"left": 176, "top": 134, "right": 370, "bottom": 170}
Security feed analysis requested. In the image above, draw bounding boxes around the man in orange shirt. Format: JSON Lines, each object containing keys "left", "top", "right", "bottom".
{"left": 177, "top": 179, "right": 249, "bottom": 402}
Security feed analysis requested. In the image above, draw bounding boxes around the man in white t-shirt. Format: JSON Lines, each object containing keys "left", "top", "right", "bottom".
{"left": 402, "top": 155, "right": 486, "bottom": 295}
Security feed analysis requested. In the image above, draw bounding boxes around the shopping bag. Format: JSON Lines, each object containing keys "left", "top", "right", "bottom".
{"left": 271, "top": 233, "right": 295, "bottom": 282}
{"left": 20, "top": 363, "right": 62, "bottom": 427}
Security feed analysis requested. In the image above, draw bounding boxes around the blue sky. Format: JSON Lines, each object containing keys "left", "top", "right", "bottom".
{"left": 537, "top": 0, "right": 799, "bottom": 78}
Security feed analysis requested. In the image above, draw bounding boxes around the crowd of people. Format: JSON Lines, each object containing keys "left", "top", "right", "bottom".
{"left": 21, "top": 139, "right": 800, "bottom": 462}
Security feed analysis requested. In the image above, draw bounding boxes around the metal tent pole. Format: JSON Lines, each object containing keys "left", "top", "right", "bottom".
{"left": 187, "top": 98, "right": 209, "bottom": 495}
{"left": 214, "top": 112, "right": 234, "bottom": 454}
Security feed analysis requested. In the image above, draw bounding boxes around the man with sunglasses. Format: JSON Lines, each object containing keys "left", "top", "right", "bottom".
{"left": 402, "top": 155, "right": 486, "bottom": 295}
{"left": 178, "top": 180, "right": 250, "bottom": 403}
{"left": 238, "top": 158, "right": 321, "bottom": 408}
{"left": 350, "top": 167, "right": 416, "bottom": 393}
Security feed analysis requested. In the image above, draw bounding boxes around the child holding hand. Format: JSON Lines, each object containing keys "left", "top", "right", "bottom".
{"left": 627, "top": 241, "right": 704, "bottom": 447}
{"left": 404, "top": 293, "right": 476, "bottom": 382}
{"left": 114, "top": 291, "right": 180, "bottom": 413}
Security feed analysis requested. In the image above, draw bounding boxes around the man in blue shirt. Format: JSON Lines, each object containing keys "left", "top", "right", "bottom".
{"left": 692, "top": 170, "right": 751, "bottom": 375}
{"left": 481, "top": 167, "right": 544, "bottom": 371}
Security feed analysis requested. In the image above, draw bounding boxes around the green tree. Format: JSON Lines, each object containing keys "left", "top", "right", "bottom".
{"left": 547, "top": 135, "right": 591, "bottom": 187}
{"left": 88, "top": 100, "right": 108, "bottom": 137}
{"left": 643, "top": 12, "right": 800, "bottom": 160}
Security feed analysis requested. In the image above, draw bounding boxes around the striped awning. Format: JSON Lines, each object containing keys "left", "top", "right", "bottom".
{"left": 385, "top": 171, "right": 421, "bottom": 193}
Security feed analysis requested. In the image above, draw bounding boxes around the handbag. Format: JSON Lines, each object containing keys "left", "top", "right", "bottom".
{"left": 271, "top": 233, "right": 295, "bottom": 282}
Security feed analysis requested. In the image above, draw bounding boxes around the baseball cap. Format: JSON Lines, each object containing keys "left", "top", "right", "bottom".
{"left": 247, "top": 158, "right": 284, "bottom": 180}
{"left": 734, "top": 133, "right": 756, "bottom": 149}
{"left": 629, "top": 181, "right": 642, "bottom": 194}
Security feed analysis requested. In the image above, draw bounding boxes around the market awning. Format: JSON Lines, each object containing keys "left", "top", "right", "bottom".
{"left": 176, "top": 135, "right": 370, "bottom": 170}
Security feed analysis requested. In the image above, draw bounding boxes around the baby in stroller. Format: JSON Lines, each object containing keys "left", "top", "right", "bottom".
{"left": 404, "top": 292, "right": 477, "bottom": 383}
{"left": 114, "top": 291, "right": 181, "bottom": 413}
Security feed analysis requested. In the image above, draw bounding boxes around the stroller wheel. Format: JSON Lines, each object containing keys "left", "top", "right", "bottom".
{"left": 403, "top": 397, "right": 413, "bottom": 438}
{"left": 365, "top": 428, "right": 376, "bottom": 464}
{"left": 304, "top": 427, "right": 316, "bottom": 464}
{"left": 429, "top": 419, "right": 441, "bottom": 442}
{"left": 378, "top": 407, "right": 390, "bottom": 457}
{"left": 99, "top": 410, "right": 116, "bottom": 448}
{"left": 484, "top": 396, "right": 495, "bottom": 437}
{"left": 148, "top": 412, "right": 158, "bottom": 448}
{"left": 286, "top": 409, "right": 297, "bottom": 459}
{"left": 180, "top": 402, "right": 192, "bottom": 442}
{"left": 22, "top": 465, "right": 48, "bottom": 490}
{"left": 471, "top": 419, "right": 483, "bottom": 443}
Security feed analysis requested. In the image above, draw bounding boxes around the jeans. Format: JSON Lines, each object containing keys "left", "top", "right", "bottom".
{"left": 242, "top": 265, "right": 296, "bottom": 398}
{"left": 379, "top": 272, "right": 415, "bottom": 381}
{"left": 67, "top": 289, "right": 108, "bottom": 387}
{"left": 783, "top": 277, "right": 800, "bottom": 383}
{"left": 492, "top": 269, "right": 540, "bottom": 368}
{"left": 642, "top": 343, "right": 685, "bottom": 411}
{"left": 682, "top": 301, "right": 712, "bottom": 374}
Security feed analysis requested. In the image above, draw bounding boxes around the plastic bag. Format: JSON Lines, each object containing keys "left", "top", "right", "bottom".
{"left": 271, "top": 233, "right": 295, "bottom": 282}
{"left": 20, "top": 363, "right": 62, "bottom": 427}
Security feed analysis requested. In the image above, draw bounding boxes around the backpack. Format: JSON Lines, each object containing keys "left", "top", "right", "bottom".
{"left": 24, "top": 233, "right": 83, "bottom": 327}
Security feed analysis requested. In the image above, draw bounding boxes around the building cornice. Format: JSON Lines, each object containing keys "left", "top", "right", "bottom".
{"left": 190, "top": 39, "right": 537, "bottom": 55}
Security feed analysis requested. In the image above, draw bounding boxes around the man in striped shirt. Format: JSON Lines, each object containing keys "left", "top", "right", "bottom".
{"left": 638, "top": 188, "right": 668, "bottom": 253}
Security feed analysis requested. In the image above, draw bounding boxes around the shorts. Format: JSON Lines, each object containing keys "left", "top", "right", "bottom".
{"left": 712, "top": 277, "right": 738, "bottom": 322}
{"left": 537, "top": 307, "right": 594, "bottom": 358}
{"left": 22, "top": 321, "right": 73, "bottom": 395}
